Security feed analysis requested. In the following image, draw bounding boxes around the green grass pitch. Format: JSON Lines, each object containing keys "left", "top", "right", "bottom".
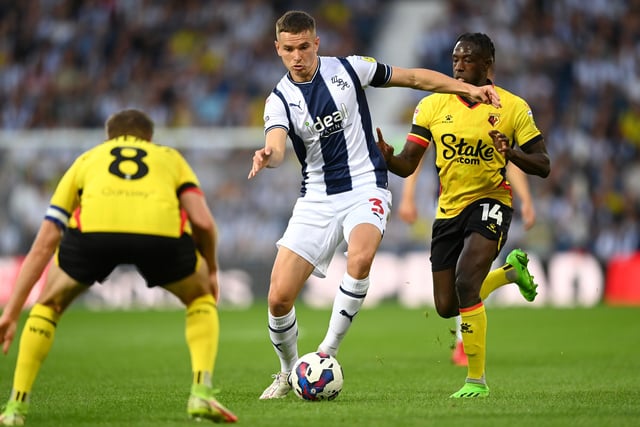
{"left": 0, "top": 303, "right": 638, "bottom": 427}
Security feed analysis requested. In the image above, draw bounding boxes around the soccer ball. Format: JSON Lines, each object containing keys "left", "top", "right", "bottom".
{"left": 289, "top": 351, "right": 344, "bottom": 401}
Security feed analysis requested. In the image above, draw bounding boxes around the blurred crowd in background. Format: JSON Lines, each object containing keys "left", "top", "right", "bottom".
{"left": 0, "top": 0, "right": 639, "bottom": 271}
{"left": 0, "top": 0, "right": 383, "bottom": 128}
{"left": 402, "top": 0, "right": 640, "bottom": 265}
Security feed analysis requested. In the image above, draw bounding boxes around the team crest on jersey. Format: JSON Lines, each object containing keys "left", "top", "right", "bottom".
{"left": 488, "top": 113, "right": 500, "bottom": 127}
{"left": 331, "top": 75, "right": 351, "bottom": 90}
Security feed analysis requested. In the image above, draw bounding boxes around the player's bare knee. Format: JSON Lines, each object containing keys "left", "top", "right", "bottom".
{"left": 435, "top": 304, "right": 458, "bottom": 319}
{"left": 434, "top": 297, "right": 458, "bottom": 318}
{"left": 33, "top": 299, "right": 65, "bottom": 315}
{"left": 267, "top": 294, "right": 294, "bottom": 317}
{"left": 36, "top": 287, "right": 81, "bottom": 314}
{"left": 456, "top": 283, "right": 481, "bottom": 308}
{"left": 346, "top": 255, "right": 374, "bottom": 279}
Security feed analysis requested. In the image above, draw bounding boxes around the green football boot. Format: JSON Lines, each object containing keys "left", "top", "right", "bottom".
{"left": 506, "top": 248, "right": 538, "bottom": 302}
{"left": 187, "top": 385, "right": 237, "bottom": 423}
{"left": 449, "top": 382, "right": 490, "bottom": 398}
{"left": 0, "top": 400, "right": 28, "bottom": 426}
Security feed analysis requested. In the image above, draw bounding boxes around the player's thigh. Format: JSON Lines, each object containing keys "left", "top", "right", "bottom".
{"left": 269, "top": 246, "right": 315, "bottom": 306}
{"left": 344, "top": 223, "right": 381, "bottom": 276}
{"left": 458, "top": 232, "right": 498, "bottom": 286}
{"left": 161, "top": 256, "right": 210, "bottom": 306}
{"left": 342, "top": 188, "right": 390, "bottom": 270}
{"left": 37, "top": 263, "right": 89, "bottom": 312}
{"left": 432, "top": 268, "right": 458, "bottom": 317}
{"left": 277, "top": 197, "right": 339, "bottom": 278}
{"left": 342, "top": 187, "right": 390, "bottom": 245}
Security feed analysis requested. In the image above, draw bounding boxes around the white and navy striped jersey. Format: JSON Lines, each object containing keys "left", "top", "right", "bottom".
{"left": 264, "top": 55, "right": 393, "bottom": 196}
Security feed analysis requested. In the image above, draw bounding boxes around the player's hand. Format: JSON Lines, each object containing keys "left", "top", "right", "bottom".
{"left": 489, "top": 130, "right": 513, "bottom": 159}
{"left": 520, "top": 198, "right": 536, "bottom": 231}
{"left": 208, "top": 271, "right": 220, "bottom": 303}
{"left": 248, "top": 146, "right": 272, "bottom": 179}
{"left": 398, "top": 197, "right": 418, "bottom": 224}
{"left": 472, "top": 85, "right": 501, "bottom": 108}
{"left": 375, "top": 127, "right": 394, "bottom": 163}
{"left": 0, "top": 315, "right": 17, "bottom": 355}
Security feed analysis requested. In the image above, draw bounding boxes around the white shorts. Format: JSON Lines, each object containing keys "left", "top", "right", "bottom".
{"left": 277, "top": 186, "right": 392, "bottom": 278}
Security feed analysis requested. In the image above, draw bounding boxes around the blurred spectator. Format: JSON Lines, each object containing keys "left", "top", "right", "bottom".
{"left": 0, "top": 0, "right": 387, "bottom": 128}
{"left": 0, "top": 0, "right": 639, "bottom": 269}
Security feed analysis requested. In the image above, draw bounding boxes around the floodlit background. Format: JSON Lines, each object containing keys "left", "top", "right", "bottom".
{"left": 0, "top": 0, "right": 638, "bottom": 308}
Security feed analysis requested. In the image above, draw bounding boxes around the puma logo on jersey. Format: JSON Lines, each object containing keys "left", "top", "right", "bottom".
{"left": 289, "top": 100, "right": 303, "bottom": 110}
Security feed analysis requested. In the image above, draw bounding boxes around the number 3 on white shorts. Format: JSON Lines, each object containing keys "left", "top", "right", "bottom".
{"left": 369, "top": 197, "right": 385, "bottom": 215}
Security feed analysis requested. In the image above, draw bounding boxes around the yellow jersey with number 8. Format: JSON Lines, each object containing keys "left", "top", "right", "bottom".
{"left": 46, "top": 136, "right": 199, "bottom": 237}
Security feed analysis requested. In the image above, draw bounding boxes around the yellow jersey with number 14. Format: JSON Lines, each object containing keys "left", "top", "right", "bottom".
{"left": 46, "top": 136, "right": 200, "bottom": 237}
{"left": 407, "top": 85, "right": 542, "bottom": 219}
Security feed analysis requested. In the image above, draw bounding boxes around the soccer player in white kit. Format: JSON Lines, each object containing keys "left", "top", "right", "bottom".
{"left": 248, "top": 10, "right": 502, "bottom": 399}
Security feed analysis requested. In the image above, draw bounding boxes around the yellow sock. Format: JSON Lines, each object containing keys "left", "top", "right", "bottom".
{"left": 185, "top": 294, "right": 218, "bottom": 387}
{"left": 460, "top": 302, "right": 487, "bottom": 381}
{"left": 11, "top": 304, "right": 60, "bottom": 401}
{"left": 479, "top": 264, "right": 511, "bottom": 300}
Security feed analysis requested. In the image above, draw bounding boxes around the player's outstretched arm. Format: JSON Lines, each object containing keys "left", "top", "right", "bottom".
{"left": 0, "top": 220, "right": 62, "bottom": 354}
{"left": 248, "top": 128, "right": 287, "bottom": 179}
{"left": 388, "top": 67, "right": 501, "bottom": 108}
{"left": 180, "top": 190, "right": 220, "bottom": 300}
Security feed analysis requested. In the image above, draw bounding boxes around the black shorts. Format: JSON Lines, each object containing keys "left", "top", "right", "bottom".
{"left": 430, "top": 198, "right": 512, "bottom": 272}
{"left": 58, "top": 229, "right": 198, "bottom": 287}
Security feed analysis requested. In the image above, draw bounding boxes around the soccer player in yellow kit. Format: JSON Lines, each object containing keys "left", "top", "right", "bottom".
{"left": 0, "top": 109, "right": 237, "bottom": 424}
{"left": 377, "top": 33, "right": 550, "bottom": 398}
{"left": 397, "top": 154, "right": 537, "bottom": 368}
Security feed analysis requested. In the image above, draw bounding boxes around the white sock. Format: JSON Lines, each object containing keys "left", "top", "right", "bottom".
{"left": 268, "top": 307, "right": 299, "bottom": 372}
{"left": 318, "top": 273, "right": 369, "bottom": 356}
{"left": 455, "top": 315, "right": 463, "bottom": 342}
